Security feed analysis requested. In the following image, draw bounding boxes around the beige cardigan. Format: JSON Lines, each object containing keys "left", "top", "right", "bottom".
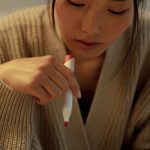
{"left": 0, "top": 5, "right": 150, "bottom": 150}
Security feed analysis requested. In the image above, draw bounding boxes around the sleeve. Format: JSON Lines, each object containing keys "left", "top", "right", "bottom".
{"left": 0, "top": 80, "right": 35, "bottom": 150}
{"left": 0, "top": 21, "right": 36, "bottom": 150}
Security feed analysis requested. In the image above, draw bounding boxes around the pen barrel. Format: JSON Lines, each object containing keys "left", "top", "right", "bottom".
{"left": 62, "top": 90, "right": 73, "bottom": 122}
{"left": 65, "top": 90, "right": 73, "bottom": 108}
{"left": 63, "top": 55, "right": 75, "bottom": 124}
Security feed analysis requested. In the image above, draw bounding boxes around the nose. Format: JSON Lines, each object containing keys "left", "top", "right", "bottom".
{"left": 81, "top": 10, "right": 101, "bottom": 36}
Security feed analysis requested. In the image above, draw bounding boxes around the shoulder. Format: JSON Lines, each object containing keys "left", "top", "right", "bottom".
{"left": 0, "top": 5, "right": 47, "bottom": 46}
{"left": 0, "top": 5, "right": 49, "bottom": 62}
{"left": 0, "top": 5, "right": 47, "bottom": 32}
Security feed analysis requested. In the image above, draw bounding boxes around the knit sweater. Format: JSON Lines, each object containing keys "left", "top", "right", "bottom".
{"left": 0, "top": 5, "right": 150, "bottom": 150}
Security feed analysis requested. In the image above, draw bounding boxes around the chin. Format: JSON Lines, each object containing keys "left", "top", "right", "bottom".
{"left": 70, "top": 51, "right": 105, "bottom": 60}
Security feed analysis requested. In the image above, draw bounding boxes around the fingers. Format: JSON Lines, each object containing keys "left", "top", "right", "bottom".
{"left": 31, "top": 77, "right": 66, "bottom": 105}
{"left": 47, "top": 67, "right": 69, "bottom": 92}
{"left": 63, "top": 69, "right": 81, "bottom": 98}
{"left": 31, "top": 86, "right": 52, "bottom": 105}
{"left": 51, "top": 58, "right": 81, "bottom": 98}
{"left": 28, "top": 55, "right": 81, "bottom": 105}
{"left": 42, "top": 78, "right": 63, "bottom": 98}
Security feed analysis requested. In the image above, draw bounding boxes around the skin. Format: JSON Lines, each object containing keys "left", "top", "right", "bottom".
{"left": 55, "top": 0, "right": 134, "bottom": 97}
{"left": 0, "top": 0, "right": 134, "bottom": 105}
{"left": 55, "top": 0, "right": 134, "bottom": 59}
{"left": 0, "top": 56, "right": 81, "bottom": 105}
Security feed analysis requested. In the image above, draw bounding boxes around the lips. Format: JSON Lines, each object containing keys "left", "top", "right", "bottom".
{"left": 74, "top": 39, "right": 101, "bottom": 50}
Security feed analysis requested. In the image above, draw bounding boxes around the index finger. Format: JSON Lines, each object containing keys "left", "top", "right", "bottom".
{"left": 52, "top": 58, "right": 81, "bottom": 98}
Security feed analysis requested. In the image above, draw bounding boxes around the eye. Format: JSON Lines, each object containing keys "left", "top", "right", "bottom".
{"left": 108, "top": 9, "right": 128, "bottom": 15}
{"left": 67, "top": 0, "right": 85, "bottom": 7}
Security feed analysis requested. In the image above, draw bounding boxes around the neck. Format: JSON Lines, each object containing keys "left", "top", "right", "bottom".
{"left": 75, "top": 53, "right": 106, "bottom": 94}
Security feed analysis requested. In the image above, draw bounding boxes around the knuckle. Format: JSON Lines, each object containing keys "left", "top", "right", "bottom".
{"left": 46, "top": 55, "right": 56, "bottom": 63}
{"left": 38, "top": 64, "right": 48, "bottom": 72}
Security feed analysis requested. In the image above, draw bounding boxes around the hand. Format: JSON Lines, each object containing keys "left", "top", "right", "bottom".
{"left": 0, "top": 55, "right": 81, "bottom": 105}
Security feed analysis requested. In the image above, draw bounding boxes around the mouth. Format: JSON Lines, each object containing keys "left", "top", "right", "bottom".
{"left": 74, "top": 39, "right": 101, "bottom": 50}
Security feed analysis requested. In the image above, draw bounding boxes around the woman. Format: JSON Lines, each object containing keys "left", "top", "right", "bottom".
{"left": 0, "top": 0, "right": 149, "bottom": 149}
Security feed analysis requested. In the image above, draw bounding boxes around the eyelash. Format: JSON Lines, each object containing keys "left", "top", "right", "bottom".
{"left": 67, "top": 0, "right": 85, "bottom": 7}
{"left": 108, "top": 9, "right": 128, "bottom": 15}
{"left": 67, "top": 0, "right": 128, "bottom": 15}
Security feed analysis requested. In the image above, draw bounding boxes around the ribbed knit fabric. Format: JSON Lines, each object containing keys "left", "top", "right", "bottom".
{"left": 0, "top": 80, "right": 34, "bottom": 149}
{"left": 0, "top": 5, "right": 66, "bottom": 150}
{"left": 0, "top": 5, "right": 150, "bottom": 150}
{"left": 0, "top": 5, "right": 41, "bottom": 150}
{"left": 0, "top": 6, "right": 45, "bottom": 63}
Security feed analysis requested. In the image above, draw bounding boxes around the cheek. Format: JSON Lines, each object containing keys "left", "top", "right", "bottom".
{"left": 55, "top": 3, "right": 78, "bottom": 37}
{"left": 55, "top": 3, "right": 68, "bottom": 30}
{"left": 106, "top": 15, "right": 133, "bottom": 41}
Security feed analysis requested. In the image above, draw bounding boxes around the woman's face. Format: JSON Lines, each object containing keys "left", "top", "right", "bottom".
{"left": 55, "top": 0, "right": 134, "bottom": 59}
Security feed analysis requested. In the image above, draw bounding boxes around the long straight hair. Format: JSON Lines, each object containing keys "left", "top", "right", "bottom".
{"left": 47, "top": 0, "right": 147, "bottom": 72}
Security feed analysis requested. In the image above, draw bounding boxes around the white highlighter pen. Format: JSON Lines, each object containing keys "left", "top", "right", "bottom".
{"left": 63, "top": 55, "right": 75, "bottom": 127}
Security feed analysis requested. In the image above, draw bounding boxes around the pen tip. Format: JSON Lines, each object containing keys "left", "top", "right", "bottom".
{"left": 64, "top": 121, "right": 69, "bottom": 127}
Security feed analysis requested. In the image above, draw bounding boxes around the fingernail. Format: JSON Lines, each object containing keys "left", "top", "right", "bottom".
{"left": 77, "top": 91, "right": 81, "bottom": 99}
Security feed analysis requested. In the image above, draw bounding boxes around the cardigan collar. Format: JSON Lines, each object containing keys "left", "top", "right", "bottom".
{"left": 52, "top": 32, "right": 138, "bottom": 150}
{"left": 42, "top": 9, "right": 138, "bottom": 149}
